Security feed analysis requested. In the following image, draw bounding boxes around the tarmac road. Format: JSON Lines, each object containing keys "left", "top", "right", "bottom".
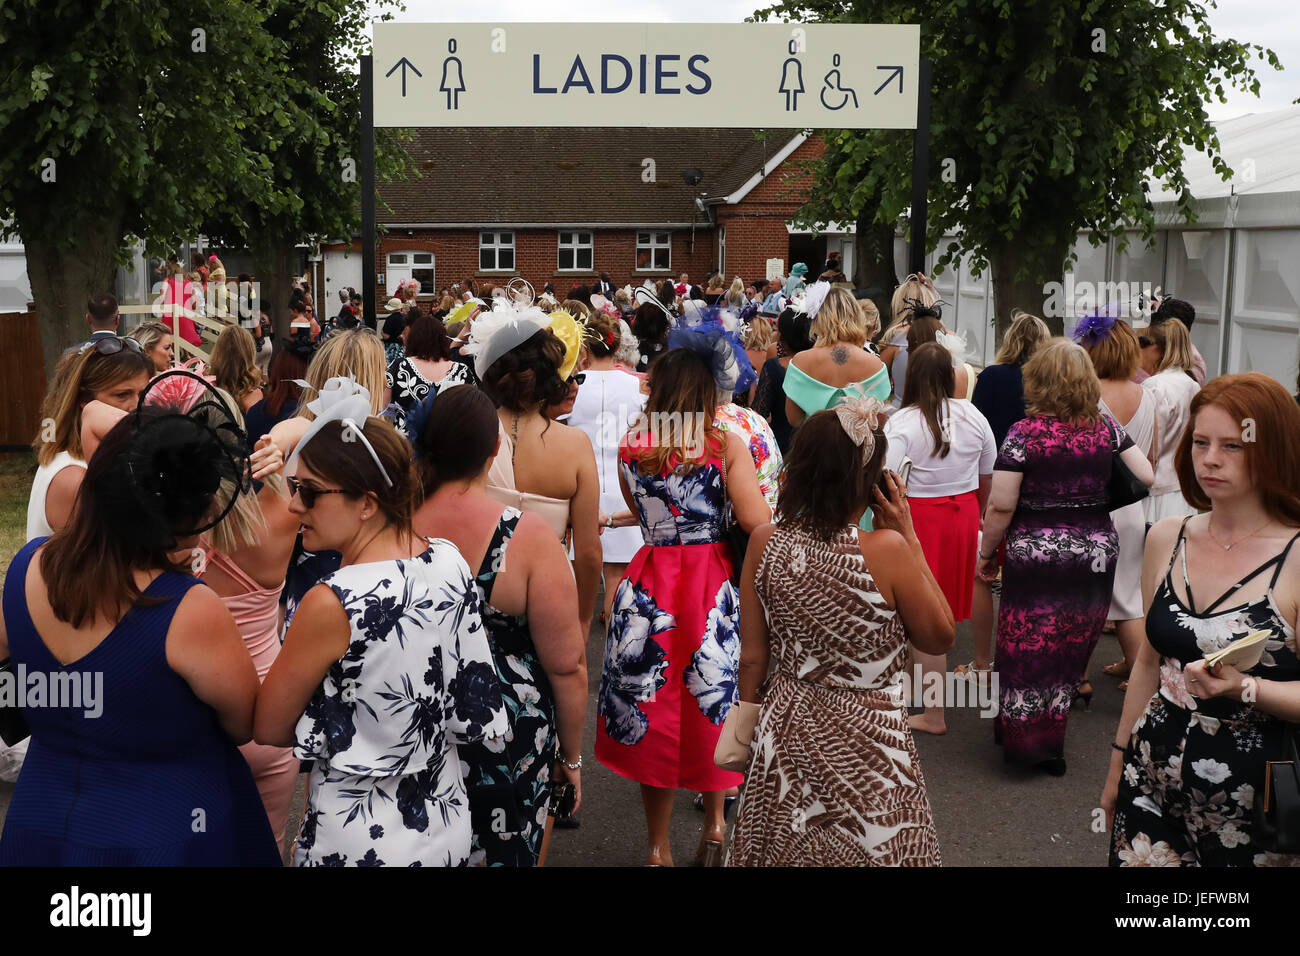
{"left": 0, "top": 606, "right": 1127, "bottom": 867}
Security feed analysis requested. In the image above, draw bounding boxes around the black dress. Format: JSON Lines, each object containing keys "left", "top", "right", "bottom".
{"left": 1111, "top": 518, "right": 1300, "bottom": 866}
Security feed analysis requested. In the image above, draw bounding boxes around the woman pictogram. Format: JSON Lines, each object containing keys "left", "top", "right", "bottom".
{"left": 441, "top": 38, "right": 465, "bottom": 110}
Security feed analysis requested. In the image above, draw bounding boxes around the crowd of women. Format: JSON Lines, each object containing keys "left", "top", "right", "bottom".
{"left": 2, "top": 268, "right": 1299, "bottom": 869}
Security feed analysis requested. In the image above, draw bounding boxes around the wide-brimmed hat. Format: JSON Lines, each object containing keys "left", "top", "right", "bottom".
{"left": 790, "top": 262, "right": 809, "bottom": 277}
{"left": 384, "top": 297, "right": 403, "bottom": 313}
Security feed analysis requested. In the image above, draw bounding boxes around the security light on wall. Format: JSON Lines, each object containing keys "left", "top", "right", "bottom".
{"left": 1182, "top": 230, "right": 1212, "bottom": 260}
{"left": 682, "top": 168, "right": 704, "bottom": 186}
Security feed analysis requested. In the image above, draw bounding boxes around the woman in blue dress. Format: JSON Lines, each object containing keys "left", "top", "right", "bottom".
{"left": 0, "top": 378, "right": 280, "bottom": 865}
{"left": 256, "top": 379, "right": 509, "bottom": 866}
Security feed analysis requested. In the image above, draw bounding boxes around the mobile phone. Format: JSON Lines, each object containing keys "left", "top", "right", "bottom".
{"left": 548, "top": 782, "right": 576, "bottom": 818}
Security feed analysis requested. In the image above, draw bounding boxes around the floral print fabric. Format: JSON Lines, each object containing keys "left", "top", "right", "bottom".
{"left": 714, "top": 402, "right": 783, "bottom": 514}
{"left": 1111, "top": 521, "right": 1300, "bottom": 866}
{"left": 292, "top": 542, "right": 508, "bottom": 867}
{"left": 595, "top": 440, "right": 744, "bottom": 792}
{"left": 385, "top": 356, "right": 473, "bottom": 438}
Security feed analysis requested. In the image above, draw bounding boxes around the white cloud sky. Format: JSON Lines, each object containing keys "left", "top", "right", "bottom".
{"left": 376, "top": 0, "right": 1298, "bottom": 120}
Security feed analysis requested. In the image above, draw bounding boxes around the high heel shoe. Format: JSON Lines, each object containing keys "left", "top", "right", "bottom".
{"left": 1038, "top": 757, "right": 1068, "bottom": 777}
{"left": 694, "top": 829, "right": 725, "bottom": 867}
{"left": 1072, "top": 680, "right": 1093, "bottom": 710}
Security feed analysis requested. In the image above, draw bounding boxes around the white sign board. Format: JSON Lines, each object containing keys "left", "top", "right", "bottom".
{"left": 373, "top": 22, "right": 919, "bottom": 129}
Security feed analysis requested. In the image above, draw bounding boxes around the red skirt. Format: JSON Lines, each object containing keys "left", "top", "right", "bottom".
{"left": 908, "top": 492, "right": 979, "bottom": 622}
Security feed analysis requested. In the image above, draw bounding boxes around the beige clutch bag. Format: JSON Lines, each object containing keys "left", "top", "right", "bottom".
{"left": 714, "top": 701, "right": 761, "bottom": 772}
{"left": 1203, "top": 629, "right": 1270, "bottom": 673}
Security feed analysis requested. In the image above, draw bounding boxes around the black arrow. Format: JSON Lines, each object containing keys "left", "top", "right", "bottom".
{"left": 385, "top": 57, "right": 422, "bottom": 97}
{"left": 873, "top": 65, "right": 904, "bottom": 95}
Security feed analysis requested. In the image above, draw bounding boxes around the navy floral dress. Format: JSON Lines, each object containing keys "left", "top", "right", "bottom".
{"left": 594, "top": 435, "right": 744, "bottom": 792}
{"left": 460, "top": 508, "right": 558, "bottom": 867}
{"left": 1111, "top": 520, "right": 1300, "bottom": 866}
{"left": 292, "top": 541, "right": 508, "bottom": 867}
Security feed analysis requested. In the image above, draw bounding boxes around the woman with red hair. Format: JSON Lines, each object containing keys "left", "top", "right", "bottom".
{"left": 1104, "top": 372, "right": 1300, "bottom": 866}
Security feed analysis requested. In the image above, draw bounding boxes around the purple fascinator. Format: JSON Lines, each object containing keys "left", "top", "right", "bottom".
{"left": 1071, "top": 304, "right": 1120, "bottom": 347}
{"left": 668, "top": 318, "right": 757, "bottom": 395}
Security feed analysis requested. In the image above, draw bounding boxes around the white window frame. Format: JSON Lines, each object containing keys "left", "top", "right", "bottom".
{"left": 557, "top": 230, "right": 594, "bottom": 272}
{"left": 635, "top": 231, "right": 672, "bottom": 273}
{"left": 479, "top": 231, "right": 515, "bottom": 272}
{"left": 386, "top": 250, "right": 436, "bottom": 295}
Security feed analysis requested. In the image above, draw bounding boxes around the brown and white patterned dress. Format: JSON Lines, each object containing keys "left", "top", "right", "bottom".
{"left": 727, "top": 525, "right": 941, "bottom": 867}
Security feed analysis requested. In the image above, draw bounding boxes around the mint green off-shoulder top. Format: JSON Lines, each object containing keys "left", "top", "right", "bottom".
{"left": 782, "top": 359, "right": 892, "bottom": 530}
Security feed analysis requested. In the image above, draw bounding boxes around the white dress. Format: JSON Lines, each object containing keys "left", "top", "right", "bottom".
{"left": 568, "top": 368, "right": 647, "bottom": 563}
{"left": 26, "top": 451, "right": 86, "bottom": 541}
{"left": 1142, "top": 368, "right": 1201, "bottom": 524}
{"left": 1101, "top": 392, "right": 1156, "bottom": 621}
{"left": 291, "top": 541, "right": 509, "bottom": 867}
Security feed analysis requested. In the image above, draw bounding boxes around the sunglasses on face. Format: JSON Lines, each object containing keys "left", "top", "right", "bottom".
{"left": 286, "top": 475, "right": 349, "bottom": 509}
{"left": 80, "top": 336, "right": 145, "bottom": 356}
{"left": 572, "top": 372, "right": 586, "bottom": 386}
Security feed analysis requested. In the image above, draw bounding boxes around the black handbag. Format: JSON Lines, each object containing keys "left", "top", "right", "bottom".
{"left": 1105, "top": 417, "right": 1149, "bottom": 510}
{"left": 719, "top": 449, "right": 748, "bottom": 584}
{"left": 0, "top": 658, "right": 31, "bottom": 747}
{"left": 1255, "top": 723, "right": 1300, "bottom": 852}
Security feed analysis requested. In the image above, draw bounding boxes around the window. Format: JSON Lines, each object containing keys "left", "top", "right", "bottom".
{"left": 557, "top": 231, "right": 594, "bottom": 271}
{"left": 636, "top": 232, "right": 671, "bottom": 272}
{"left": 386, "top": 251, "right": 435, "bottom": 294}
{"left": 479, "top": 231, "right": 515, "bottom": 271}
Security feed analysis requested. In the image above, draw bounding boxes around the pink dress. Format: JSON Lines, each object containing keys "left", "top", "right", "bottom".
{"left": 205, "top": 549, "right": 296, "bottom": 848}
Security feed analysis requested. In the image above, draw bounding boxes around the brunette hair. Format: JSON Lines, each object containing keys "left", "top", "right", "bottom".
{"left": 297, "top": 416, "right": 421, "bottom": 532}
{"left": 905, "top": 314, "right": 944, "bottom": 353}
{"left": 405, "top": 313, "right": 452, "bottom": 361}
{"left": 41, "top": 408, "right": 224, "bottom": 627}
{"left": 994, "top": 310, "right": 1051, "bottom": 366}
{"left": 631, "top": 348, "right": 723, "bottom": 475}
{"left": 87, "top": 293, "right": 118, "bottom": 326}
{"left": 480, "top": 329, "right": 569, "bottom": 413}
{"left": 632, "top": 302, "right": 669, "bottom": 345}
{"left": 210, "top": 325, "right": 262, "bottom": 402}
{"left": 264, "top": 347, "right": 309, "bottom": 417}
{"left": 777, "top": 308, "right": 814, "bottom": 355}
{"left": 776, "top": 409, "right": 887, "bottom": 540}
{"left": 586, "top": 310, "right": 621, "bottom": 359}
{"left": 412, "top": 385, "right": 499, "bottom": 491}
{"left": 1022, "top": 338, "right": 1101, "bottom": 425}
{"left": 901, "top": 342, "right": 956, "bottom": 458}
{"left": 34, "top": 346, "right": 153, "bottom": 465}
{"left": 1083, "top": 318, "right": 1141, "bottom": 380}
{"left": 1174, "top": 372, "right": 1300, "bottom": 523}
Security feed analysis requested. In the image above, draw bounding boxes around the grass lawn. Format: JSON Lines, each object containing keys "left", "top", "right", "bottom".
{"left": 0, "top": 452, "right": 35, "bottom": 580}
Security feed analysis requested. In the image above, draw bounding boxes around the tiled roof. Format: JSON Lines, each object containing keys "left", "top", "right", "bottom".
{"left": 378, "top": 127, "right": 802, "bottom": 225}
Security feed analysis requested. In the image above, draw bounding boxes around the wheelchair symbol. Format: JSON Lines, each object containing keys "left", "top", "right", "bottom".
{"left": 820, "top": 54, "right": 858, "bottom": 111}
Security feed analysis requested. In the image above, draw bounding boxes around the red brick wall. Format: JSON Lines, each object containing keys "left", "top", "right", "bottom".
{"left": 718, "top": 136, "right": 824, "bottom": 283}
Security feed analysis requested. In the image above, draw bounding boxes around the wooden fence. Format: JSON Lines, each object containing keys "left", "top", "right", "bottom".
{"left": 0, "top": 311, "right": 45, "bottom": 449}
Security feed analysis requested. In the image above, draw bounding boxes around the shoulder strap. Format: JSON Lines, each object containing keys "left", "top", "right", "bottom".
{"left": 1269, "top": 531, "right": 1300, "bottom": 590}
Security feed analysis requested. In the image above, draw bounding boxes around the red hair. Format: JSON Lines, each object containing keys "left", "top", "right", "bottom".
{"left": 1174, "top": 372, "right": 1300, "bottom": 524}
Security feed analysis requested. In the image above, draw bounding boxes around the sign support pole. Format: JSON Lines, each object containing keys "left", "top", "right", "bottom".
{"left": 361, "top": 54, "right": 377, "bottom": 328}
{"left": 907, "top": 58, "right": 932, "bottom": 276}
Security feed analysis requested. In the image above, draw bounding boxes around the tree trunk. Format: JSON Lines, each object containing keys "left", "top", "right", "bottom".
{"left": 254, "top": 240, "right": 295, "bottom": 342}
{"left": 21, "top": 220, "right": 121, "bottom": 380}
{"left": 990, "top": 240, "right": 1069, "bottom": 341}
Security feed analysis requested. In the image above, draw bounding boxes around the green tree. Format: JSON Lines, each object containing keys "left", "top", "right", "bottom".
{"left": 757, "top": 0, "right": 1282, "bottom": 336}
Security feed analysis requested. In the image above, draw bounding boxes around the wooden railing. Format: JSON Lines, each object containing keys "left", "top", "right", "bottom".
{"left": 119, "top": 300, "right": 240, "bottom": 368}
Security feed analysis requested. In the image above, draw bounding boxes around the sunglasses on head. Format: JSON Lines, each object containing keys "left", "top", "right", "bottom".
{"left": 286, "top": 475, "right": 349, "bottom": 509}
{"left": 80, "top": 336, "right": 145, "bottom": 356}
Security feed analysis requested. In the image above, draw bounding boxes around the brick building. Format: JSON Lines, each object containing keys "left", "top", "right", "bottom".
{"left": 316, "top": 128, "right": 851, "bottom": 309}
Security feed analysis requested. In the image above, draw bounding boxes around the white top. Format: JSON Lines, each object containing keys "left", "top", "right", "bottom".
{"left": 1142, "top": 368, "right": 1201, "bottom": 495}
{"left": 884, "top": 400, "right": 996, "bottom": 497}
{"left": 568, "top": 368, "right": 647, "bottom": 563}
{"left": 26, "top": 451, "right": 87, "bottom": 541}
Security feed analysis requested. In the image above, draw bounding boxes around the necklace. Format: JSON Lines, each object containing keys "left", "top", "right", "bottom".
{"left": 1206, "top": 515, "right": 1272, "bottom": 551}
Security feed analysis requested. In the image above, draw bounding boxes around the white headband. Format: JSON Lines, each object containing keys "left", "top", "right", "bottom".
{"left": 286, "top": 375, "right": 393, "bottom": 487}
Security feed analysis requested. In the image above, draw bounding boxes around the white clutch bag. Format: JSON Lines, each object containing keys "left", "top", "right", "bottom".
{"left": 714, "top": 701, "right": 761, "bottom": 772}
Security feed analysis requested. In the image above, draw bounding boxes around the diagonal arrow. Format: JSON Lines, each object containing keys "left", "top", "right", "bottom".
{"left": 385, "top": 57, "right": 422, "bottom": 97}
{"left": 873, "top": 65, "right": 904, "bottom": 96}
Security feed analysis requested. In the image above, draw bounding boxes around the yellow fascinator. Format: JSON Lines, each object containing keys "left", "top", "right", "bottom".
{"left": 546, "top": 309, "right": 585, "bottom": 380}
{"left": 447, "top": 299, "right": 483, "bottom": 327}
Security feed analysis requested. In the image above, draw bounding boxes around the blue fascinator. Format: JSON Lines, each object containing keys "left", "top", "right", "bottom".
{"left": 668, "top": 309, "right": 757, "bottom": 394}
{"left": 1071, "top": 303, "right": 1120, "bottom": 348}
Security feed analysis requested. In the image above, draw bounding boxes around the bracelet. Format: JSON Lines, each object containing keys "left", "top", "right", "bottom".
{"left": 606, "top": 515, "right": 614, "bottom": 528}
{"left": 1111, "top": 742, "right": 1126, "bottom": 754}
{"left": 559, "top": 753, "right": 582, "bottom": 771}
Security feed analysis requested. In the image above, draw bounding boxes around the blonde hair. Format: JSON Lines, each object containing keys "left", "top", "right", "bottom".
{"left": 994, "top": 310, "right": 1051, "bottom": 366}
{"left": 129, "top": 321, "right": 172, "bottom": 355}
{"left": 206, "top": 386, "right": 281, "bottom": 555}
{"left": 1149, "top": 318, "right": 1195, "bottom": 374}
{"left": 300, "top": 328, "right": 386, "bottom": 418}
{"left": 811, "top": 287, "right": 867, "bottom": 347}
{"left": 856, "top": 298, "right": 881, "bottom": 341}
{"left": 1023, "top": 338, "right": 1101, "bottom": 425}
{"left": 210, "top": 325, "right": 262, "bottom": 402}
{"left": 882, "top": 275, "right": 939, "bottom": 344}
{"left": 726, "top": 278, "right": 746, "bottom": 309}
{"left": 743, "top": 316, "right": 772, "bottom": 351}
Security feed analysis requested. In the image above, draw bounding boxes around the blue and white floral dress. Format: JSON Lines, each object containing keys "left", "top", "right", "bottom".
{"left": 594, "top": 434, "right": 744, "bottom": 792}
{"left": 292, "top": 541, "right": 508, "bottom": 867}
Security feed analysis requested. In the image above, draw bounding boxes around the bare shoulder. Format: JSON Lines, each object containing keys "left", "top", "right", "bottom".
{"left": 169, "top": 582, "right": 235, "bottom": 650}
{"left": 749, "top": 522, "right": 778, "bottom": 554}
{"left": 858, "top": 527, "right": 909, "bottom": 562}
{"left": 1147, "top": 515, "right": 1188, "bottom": 555}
